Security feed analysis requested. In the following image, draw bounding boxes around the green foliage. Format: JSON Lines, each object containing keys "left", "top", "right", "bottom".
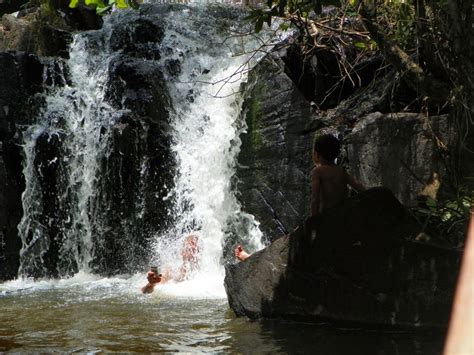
{"left": 247, "top": 0, "right": 342, "bottom": 33}
{"left": 353, "top": 39, "right": 377, "bottom": 51}
{"left": 376, "top": 0, "right": 415, "bottom": 49}
{"left": 414, "top": 188, "right": 473, "bottom": 246}
{"left": 68, "top": 0, "right": 139, "bottom": 15}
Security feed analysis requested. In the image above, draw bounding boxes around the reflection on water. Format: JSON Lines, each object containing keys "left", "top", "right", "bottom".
{"left": 0, "top": 276, "right": 444, "bottom": 353}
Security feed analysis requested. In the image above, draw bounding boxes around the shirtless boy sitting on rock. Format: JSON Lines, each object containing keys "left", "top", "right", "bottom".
{"left": 235, "top": 133, "right": 365, "bottom": 261}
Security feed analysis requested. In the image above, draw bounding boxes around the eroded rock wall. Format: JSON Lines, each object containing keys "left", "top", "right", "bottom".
{"left": 90, "top": 16, "right": 174, "bottom": 275}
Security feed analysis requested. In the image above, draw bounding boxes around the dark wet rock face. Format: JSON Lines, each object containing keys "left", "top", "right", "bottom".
{"left": 237, "top": 52, "right": 314, "bottom": 242}
{"left": 0, "top": 12, "right": 174, "bottom": 278}
{"left": 0, "top": 0, "right": 28, "bottom": 16}
{"left": 88, "top": 16, "right": 173, "bottom": 275}
{"left": 282, "top": 43, "right": 388, "bottom": 112}
{"left": 0, "top": 52, "right": 43, "bottom": 280}
{"left": 225, "top": 188, "right": 460, "bottom": 328}
{"left": 236, "top": 58, "right": 455, "bottom": 244}
{"left": 109, "top": 18, "right": 164, "bottom": 59}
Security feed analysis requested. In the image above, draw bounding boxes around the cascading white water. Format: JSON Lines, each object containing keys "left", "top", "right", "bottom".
{"left": 149, "top": 6, "right": 284, "bottom": 297}
{"left": 18, "top": 29, "right": 117, "bottom": 277}
{"left": 16, "top": 5, "right": 283, "bottom": 291}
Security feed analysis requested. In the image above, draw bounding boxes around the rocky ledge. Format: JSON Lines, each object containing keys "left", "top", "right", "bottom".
{"left": 224, "top": 187, "right": 461, "bottom": 329}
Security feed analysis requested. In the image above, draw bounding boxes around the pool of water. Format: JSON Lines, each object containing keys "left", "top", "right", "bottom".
{"left": 0, "top": 273, "right": 445, "bottom": 353}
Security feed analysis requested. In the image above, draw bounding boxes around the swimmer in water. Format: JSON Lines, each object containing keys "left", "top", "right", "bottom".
{"left": 141, "top": 266, "right": 162, "bottom": 294}
{"left": 141, "top": 234, "right": 201, "bottom": 293}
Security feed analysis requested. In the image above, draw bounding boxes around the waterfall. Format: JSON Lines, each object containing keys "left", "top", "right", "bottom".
{"left": 18, "top": 28, "right": 117, "bottom": 277}
{"left": 16, "top": 4, "right": 281, "bottom": 287}
{"left": 150, "top": 6, "right": 267, "bottom": 293}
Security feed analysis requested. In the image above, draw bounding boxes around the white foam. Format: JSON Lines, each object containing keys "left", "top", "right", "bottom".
{"left": 155, "top": 276, "right": 226, "bottom": 299}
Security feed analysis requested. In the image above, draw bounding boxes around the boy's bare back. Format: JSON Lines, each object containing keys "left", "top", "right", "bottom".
{"left": 311, "top": 165, "right": 346, "bottom": 212}
{"left": 311, "top": 134, "right": 365, "bottom": 216}
{"left": 311, "top": 165, "right": 365, "bottom": 215}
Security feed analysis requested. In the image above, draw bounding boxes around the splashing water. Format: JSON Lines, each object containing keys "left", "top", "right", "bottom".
{"left": 149, "top": 6, "right": 278, "bottom": 297}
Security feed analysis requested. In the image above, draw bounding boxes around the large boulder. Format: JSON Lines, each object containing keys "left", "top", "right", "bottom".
{"left": 237, "top": 51, "right": 314, "bottom": 241}
{"left": 345, "top": 112, "right": 454, "bottom": 205}
{"left": 225, "top": 187, "right": 461, "bottom": 328}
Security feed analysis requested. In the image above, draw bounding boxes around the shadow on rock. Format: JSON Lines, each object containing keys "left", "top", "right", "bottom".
{"left": 225, "top": 187, "right": 461, "bottom": 329}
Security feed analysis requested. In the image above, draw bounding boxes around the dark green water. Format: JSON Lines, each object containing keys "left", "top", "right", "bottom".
{"left": 0, "top": 274, "right": 445, "bottom": 353}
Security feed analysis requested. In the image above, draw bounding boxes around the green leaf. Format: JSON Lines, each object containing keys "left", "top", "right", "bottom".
{"left": 127, "top": 0, "right": 139, "bottom": 9}
{"left": 279, "top": 22, "right": 290, "bottom": 31}
{"left": 266, "top": 14, "right": 272, "bottom": 27}
{"left": 354, "top": 41, "right": 367, "bottom": 49}
{"left": 245, "top": 9, "right": 262, "bottom": 21}
{"left": 116, "top": 0, "right": 128, "bottom": 9}
{"left": 69, "top": 0, "right": 80, "bottom": 8}
{"left": 85, "top": 0, "right": 106, "bottom": 7}
{"left": 96, "top": 4, "right": 111, "bottom": 14}
{"left": 270, "top": 6, "right": 279, "bottom": 16}
{"left": 278, "top": 0, "right": 287, "bottom": 15}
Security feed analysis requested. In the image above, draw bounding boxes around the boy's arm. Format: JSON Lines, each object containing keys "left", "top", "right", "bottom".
{"left": 311, "top": 168, "right": 321, "bottom": 216}
{"left": 346, "top": 171, "right": 366, "bottom": 193}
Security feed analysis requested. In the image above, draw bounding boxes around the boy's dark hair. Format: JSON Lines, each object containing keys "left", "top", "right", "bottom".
{"left": 313, "top": 134, "right": 340, "bottom": 161}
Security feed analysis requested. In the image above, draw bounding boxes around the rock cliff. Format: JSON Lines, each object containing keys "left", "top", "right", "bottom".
{"left": 236, "top": 45, "right": 454, "bottom": 242}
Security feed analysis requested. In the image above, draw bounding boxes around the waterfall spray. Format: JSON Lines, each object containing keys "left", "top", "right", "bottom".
{"left": 149, "top": 5, "right": 285, "bottom": 296}
{"left": 18, "top": 30, "right": 116, "bottom": 277}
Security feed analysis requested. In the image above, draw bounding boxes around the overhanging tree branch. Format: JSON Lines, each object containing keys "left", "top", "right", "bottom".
{"left": 355, "top": 0, "right": 450, "bottom": 105}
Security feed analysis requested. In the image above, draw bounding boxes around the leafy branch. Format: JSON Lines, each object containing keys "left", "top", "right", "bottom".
{"left": 69, "top": 0, "right": 139, "bottom": 15}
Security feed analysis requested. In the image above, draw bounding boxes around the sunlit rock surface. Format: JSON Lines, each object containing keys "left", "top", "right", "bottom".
{"left": 0, "top": 13, "right": 73, "bottom": 57}
{"left": 225, "top": 187, "right": 461, "bottom": 328}
{"left": 346, "top": 113, "right": 453, "bottom": 205}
